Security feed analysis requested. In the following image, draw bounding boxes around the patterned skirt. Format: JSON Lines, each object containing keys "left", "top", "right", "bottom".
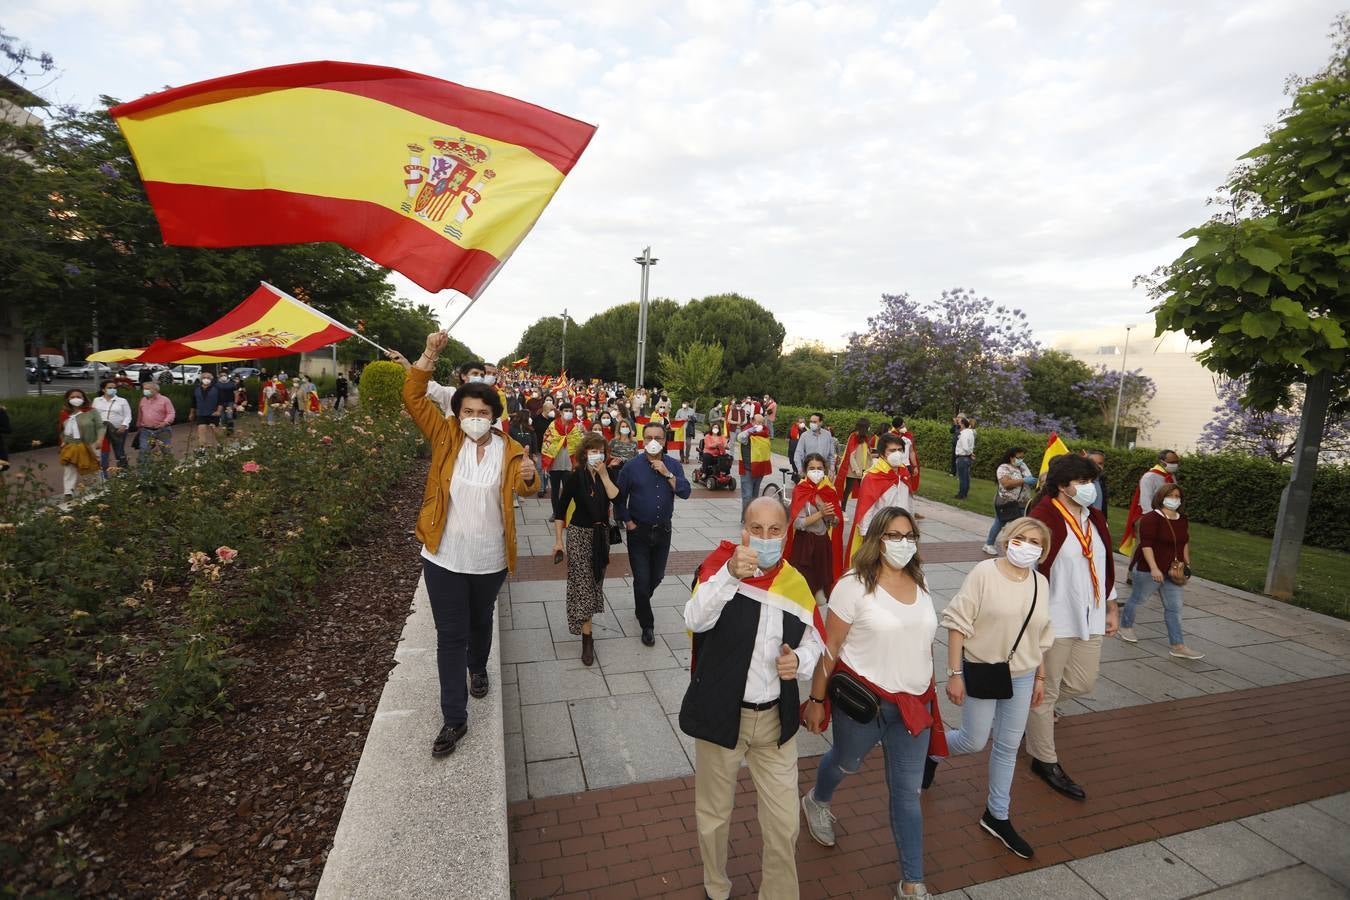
{"left": 565, "top": 525, "right": 607, "bottom": 634}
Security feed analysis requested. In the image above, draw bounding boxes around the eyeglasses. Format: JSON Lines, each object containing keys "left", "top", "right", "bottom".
{"left": 882, "top": 531, "right": 919, "bottom": 541}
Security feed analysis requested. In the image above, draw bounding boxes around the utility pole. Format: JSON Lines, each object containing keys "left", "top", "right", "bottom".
{"left": 561, "top": 307, "right": 568, "bottom": 371}
{"left": 633, "top": 247, "right": 658, "bottom": 387}
{"left": 1110, "top": 324, "right": 1134, "bottom": 448}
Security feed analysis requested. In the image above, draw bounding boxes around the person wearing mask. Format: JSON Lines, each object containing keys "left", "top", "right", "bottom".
{"left": 709, "top": 400, "right": 725, "bottom": 436}
{"left": 334, "top": 372, "right": 349, "bottom": 412}
{"left": 226, "top": 375, "right": 248, "bottom": 436}
{"left": 508, "top": 410, "right": 536, "bottom": 463}
{"left": 844, "top": 433, "right": 914, "bottom": 563}
{"left": 700, "top": 422, "right": 728, "bottom": 473}
{"left": 404, "top": 331, "right": 539, "bottom": 757}
{"left": 1086, "top": 449, "right": 1108, "bottom": 513}
{"left": 762, "top": 394, "right": 778, "bottom": 434}
{"left": 681, "top": 498, "right": 824, "bottom": 900}
{"left": 837, "top": 418, "right": 874, "bottom": 512}
{"left": 615, "top": 421, "right": 692, "bottom": 647}
{"left": 801, "top": 507, "right": 945, "bottom": 900}
{"left": 58, "top": 389, "right": 103, "bottom": 498}
{"left": 953, "top": 417, "right": 976, "bottom": 499}
{"left": 1120, "top": 450, "right": 1179, "bottom": 556}
{"left": 609, "top": 418, "right": 639, "bottom": 472}
{"left": 135, "top": 380, "right": 176, "bottom": 459}
{"left": 551, "top": 434, "right": 619, "bottom": 667}
{"left": 190, "top": 372, "right": 226, "bottom": 451}
{"left": 984, "top": 447, "right": 1036, "bottom": 555}
{"left": 541, "top": 401, "right": 584, "bottom": 514}
{"left": 673, "top": 401, "right": 695, "bottom": 463}
{"left": 930, "top": 517, "right": 1054, "bottom": 859}
{"left": 724, "top": 394, "right": 748, "bottom": 435}
{"left": 736, "top": 413, "right": 771, "bottom": 513}
{"left": 1026, "top": 454, "right": 1117, "bottom": 800}
{"left": 792, "top": 412, "right": 836, "bottom": 477}
{"left": 787, "top": 416, "right": 805, "bottom": 476}
{"left": 93, "top": 379, "right": 132, "bottom": 474}
{"left": 1119, "top": 484, "right": 1203, "bottom": 659}
{"left": 785, "top": 453, "right": 844, "bottom": 598}
{"left": 596, "top": 410, "right": 616, "bottom": 441}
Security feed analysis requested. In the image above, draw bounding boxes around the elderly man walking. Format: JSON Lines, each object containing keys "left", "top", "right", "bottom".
{"left": 792, "top": 411, "right": 836, "bottom": 477}
{"left": 681, "top": 498, "right": 824, "bottom": 900}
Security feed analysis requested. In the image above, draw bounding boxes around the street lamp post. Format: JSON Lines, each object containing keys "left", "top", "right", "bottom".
{"left": 1110, "top": 324, "right": 1134, "bottom": 448}
{"left": 633, "top": 247, "right": 658, "bottom": 387}
{"left": 561, "top": 307, "right": 568, "bottom": 371}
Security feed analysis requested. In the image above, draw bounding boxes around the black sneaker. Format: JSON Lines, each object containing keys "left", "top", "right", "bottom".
{"left": 980, "top": 808, "right": 1033, "bottom": 859}
{"left": 922, "top": 755, "right": 939, "bottom": 790}
{"left": 432, "top": 723, "right": 467, "bottom": 757}
{"left": 470, "top": 672, "right": 490, "bottom": 698}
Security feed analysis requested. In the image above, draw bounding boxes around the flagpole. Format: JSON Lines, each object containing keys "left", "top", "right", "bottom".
{"left": 262, "top": 281, "right": 393, "bottom": 355}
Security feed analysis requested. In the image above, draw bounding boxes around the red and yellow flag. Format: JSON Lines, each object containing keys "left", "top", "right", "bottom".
{"left": 845, "top": 459, "right": 913, "bottom": 563}
{"left": 511, "top": 355, "right": 530, "bottom": 368}
{"left": 110, "top": 61, "right": 596, "bottom": 296}
{"left": 1119, "top": 465, "right": 1175, "bottom": 556}
{"left": 1038, "top": 431, "right": 1071, "bottom": 480}
{"left": 88, "top": 282, "right": 352, "bottom": 364}
{"left": 740, "top": 429, "right": 772, "bottom": 479}
{"left": 784, "top": 476, "right": 845, "bottom": 590}
{"left": 666, "top": 419, "right": 687, "bottom": 454}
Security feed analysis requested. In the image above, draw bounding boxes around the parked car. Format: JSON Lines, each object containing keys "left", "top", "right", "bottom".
{"left": 56, "top": 360, "right": 111, "bottom": 379}
{"left": 26, "top": 357, "right": 54, "bottom": 384}
{"left": 171, "top": 365, "right": 203, "bottom": 384}
{"left": 227, "top": 367, "right": 261, "bottom": 380}
{"left": 122, "top": 363, "right": 170, "bottom": 384}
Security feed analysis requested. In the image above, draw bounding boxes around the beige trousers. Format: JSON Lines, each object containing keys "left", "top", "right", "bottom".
{"left": 694, "top": 707, "right": 800, "bottom": 900}
{"left": 1024, "top": 635, "right": 1103, "bottom": 763}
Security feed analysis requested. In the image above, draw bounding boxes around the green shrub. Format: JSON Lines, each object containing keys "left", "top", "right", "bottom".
{"left": 3, "top": 384, "right": 197, "bottom": 449}
{"left": 359, "top": 361, "right": 406, "bottom": 415}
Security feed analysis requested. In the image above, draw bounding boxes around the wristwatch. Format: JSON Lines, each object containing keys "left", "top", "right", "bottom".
{"left": 945, "top": 668, "right": 963, "bottom": 678}
{"left": 807, "top": 696, "right": 825, "bottom": 704}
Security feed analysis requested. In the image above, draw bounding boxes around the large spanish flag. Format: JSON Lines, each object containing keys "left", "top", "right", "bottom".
{"left": 111, "top": 61, "right": 596, "bottom": 296}
{"left": 666, "top": 419, "right": 687, "bottom": 454}
{"left": 87, "top": 282, "right": 353, "bottom": 364}
{"left": 740, "top": 429, "right": 772, "bottom": 479}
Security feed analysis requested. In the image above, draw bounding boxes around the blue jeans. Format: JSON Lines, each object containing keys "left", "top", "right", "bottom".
{"left": 739, "top": 472, "right": 763, "bottom": 512}
{"left": 985, "top": 504, "right": 1004, "bottom": 546}
{"left": 422, "top": 560, "right": 506, "bottom": 728}
{"left": 626, "top": 522, "right": 670, "bottom": 631}
{"left": 1123, "top": 566, "right": 1186, "bottom": 644}
{"left": 813, "top": 703, "right": 929, "bottom": 883}
{"left": 943, "top": 670, "right": 1036, "bottom": 819}
{"left": 955, "top": 456, "right": 972, "bottom": 496}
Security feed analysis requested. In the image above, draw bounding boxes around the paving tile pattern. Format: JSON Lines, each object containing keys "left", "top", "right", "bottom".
{"left": 507, "top": 675, "right": 1350, "bottom": 899}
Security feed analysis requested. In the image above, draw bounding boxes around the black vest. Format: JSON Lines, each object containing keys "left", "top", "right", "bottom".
{"left": 679, "top": 592, "right": 807, "bottom": 750}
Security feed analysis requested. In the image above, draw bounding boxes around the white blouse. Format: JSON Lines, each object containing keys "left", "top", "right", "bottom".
{"left": 827, "top": 573, "right": 936, "bottom": 695}
{"left": 421, "top": 434, "right": 508, "bottom": 575}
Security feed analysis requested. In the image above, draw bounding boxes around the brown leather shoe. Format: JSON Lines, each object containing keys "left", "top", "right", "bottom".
{"left": 581, "top": 632, "right": 595, "bottom": 667}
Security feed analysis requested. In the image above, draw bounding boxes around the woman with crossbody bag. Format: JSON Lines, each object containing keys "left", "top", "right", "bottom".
{"left": 800, "top": 506, "right": 946, "bottom": 900}
{"left": 1119, "top": 484, "right": 1202, "bottom": 660}
{"left": 929, "top": 516, "right": 1054, "bottom": 859}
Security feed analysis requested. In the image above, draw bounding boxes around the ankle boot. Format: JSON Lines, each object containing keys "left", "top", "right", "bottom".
{"left": 581, "top": 632, "right": 595, "bottom": 666}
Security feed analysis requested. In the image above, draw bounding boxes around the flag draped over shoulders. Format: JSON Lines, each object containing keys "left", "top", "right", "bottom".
{"left": 837, "top": 431, "right": 875, "bottom": 482}
{"left": 1119, "top": 465, "right": 1175, "bottom": 556}
{"left": 784, "top": 476, "right": 845, "bottom": 588}
{"left": 845, "top": 459, "right": 912, "bottom": 563}
{"left": 541, "top": 417, "right": 580, "bottom": 469}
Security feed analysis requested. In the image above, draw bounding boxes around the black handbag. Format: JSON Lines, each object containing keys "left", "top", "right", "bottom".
{"left": 608, "top": 523, "right": 623, "bottom": 545}
{"left": 962, "top": 576, "right": 1037, "bottom": 700}
{"left": 827, "top": 669, "right": 880, "bottom": 724}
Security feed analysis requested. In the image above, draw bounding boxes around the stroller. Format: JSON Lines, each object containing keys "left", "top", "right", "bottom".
{"left": 692, "top": 438, "right": 736, "bottom": 491}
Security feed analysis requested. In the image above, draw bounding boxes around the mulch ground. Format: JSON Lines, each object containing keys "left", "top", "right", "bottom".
{"left": 508, "top": 674, "right": 1350, "bottom": 899}
{"left": 46, "top": 459, "right": 429, "bottom": 898}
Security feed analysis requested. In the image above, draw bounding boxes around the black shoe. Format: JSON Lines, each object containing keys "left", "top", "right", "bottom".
{"left": 1030, "top": 758, "right": 1086, "bottom": 800}
{"left": 980, "top": 808, "right": 1034, "bottom": 858}
{"left": 470, "top": 672, "right": 490, "bottom": 698}
{"left": 922, "top": 755, "right": 939, "bottom": 790}
{"left": 432, "top": 723, "right": 467, "bottom": 757}
{"left": 641, "top": 628, "right": 656, "bottom": 647}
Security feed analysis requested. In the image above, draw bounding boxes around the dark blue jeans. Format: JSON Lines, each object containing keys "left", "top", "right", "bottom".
{"left": 422, "top": 560, "right": 507, "bottom": 728}
{"left": 955, "top": 455, "right": 973, "bottom": 497}
{"left": 626, "top": 522, "right": 671, "bottom": 630}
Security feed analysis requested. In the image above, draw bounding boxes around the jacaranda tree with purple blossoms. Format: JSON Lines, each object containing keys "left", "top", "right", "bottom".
{"left": 835, "top": 288, "right": 1039, "bottom": 422}
{"left": 1072, "top": 365, "right": 1158, "bottom": 440}
{"left": 1200, "top": 377, "right": 1350, "bottom": 463}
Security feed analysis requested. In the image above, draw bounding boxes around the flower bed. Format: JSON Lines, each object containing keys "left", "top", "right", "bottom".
{"left": 0, "top": 409, "right": 421, "bottom": 868}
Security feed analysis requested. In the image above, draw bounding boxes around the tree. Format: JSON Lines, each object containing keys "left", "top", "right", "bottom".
{"left": 661, "top": 293, "right": 786, "bottom": 392}
{"left": 1072, "top": 365, "right": 1159, "bottom": 442}
{"left": 1199, "top": 377, "right": 1350, "bottom": 463}
{"left": 656, "top": 341, "right": 724, "bottom": 410}
{"left": 773, "top": 343, "right": 839, "bottom": 405}
{"left": 836, "top": 288, "right": 1039, "bottom": 421}
{"left": 1142, "top": 14, "right": 1350, "bottom": 599}
{"left": 1022, "top": 350, "right": 1098, "bottom": 433}
{"left": 509, "top": 315, "right": 567, "bottom": 375}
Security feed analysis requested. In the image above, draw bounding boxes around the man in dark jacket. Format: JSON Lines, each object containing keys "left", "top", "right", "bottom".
{"left": 189, "top": 372, "right": 226, "bottom": 452}
{"left": 680, "top": 498, "right": 824, "bottom": 900}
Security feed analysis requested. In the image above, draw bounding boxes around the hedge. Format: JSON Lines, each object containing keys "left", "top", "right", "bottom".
{"left": 775, "top": 404, "right": 1350, "bottom": 552}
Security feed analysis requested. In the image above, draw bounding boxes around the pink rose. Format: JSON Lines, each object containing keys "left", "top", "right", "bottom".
{"left": 320, "top": 435, "right": 333, "bottom": 445}
{"left": 242, "top": 461, "right": 261, "bottom": 473}
{"left": 215, "top": 546, "right": 239, "bottom": 564}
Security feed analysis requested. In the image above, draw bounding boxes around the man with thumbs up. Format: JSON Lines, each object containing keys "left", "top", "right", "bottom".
{"left": 680, "top": 498, "right": 825, "bottom": 900}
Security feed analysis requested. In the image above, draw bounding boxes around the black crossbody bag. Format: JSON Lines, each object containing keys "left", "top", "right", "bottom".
{"left": 961, "top": 577, "right": 1036, "bottom": 700}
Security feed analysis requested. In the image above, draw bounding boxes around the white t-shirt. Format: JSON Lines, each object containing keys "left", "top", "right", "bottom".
{"left": 421, "top": 434, "right": 507, "bottom": 574}
{"left": 827, "top": 572, "right": 936, "bottom": 695}
{"left": 427, "top": 380, "right": 455, "bottom": 417}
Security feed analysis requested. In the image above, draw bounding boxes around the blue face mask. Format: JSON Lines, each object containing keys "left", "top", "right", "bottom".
{"left": 749, "top": 536, "right": 784, "bottom": 570}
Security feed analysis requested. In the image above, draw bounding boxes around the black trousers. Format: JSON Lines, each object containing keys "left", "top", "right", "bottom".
{"left": 423, "top": 559, "right": 507, "bottom": 728}
{"left": 627, "top": 522, "right": 671, "bottom": 630}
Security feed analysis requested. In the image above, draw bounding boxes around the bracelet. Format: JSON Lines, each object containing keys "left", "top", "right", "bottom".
{"left": 808, "top": 696, "right": 825, "bottom": 704}
{"left": 1035, "top": 674, "right": 1046, "bottom": 681}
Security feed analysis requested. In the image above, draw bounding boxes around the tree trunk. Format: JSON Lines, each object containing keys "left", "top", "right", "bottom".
{"left": 1264, "top": 371, "right": 1330, "bottom": 601}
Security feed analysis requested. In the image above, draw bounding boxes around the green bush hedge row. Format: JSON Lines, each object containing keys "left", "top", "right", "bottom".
{"left": 775, "top": 404, "right": 1350, "bottom": 552}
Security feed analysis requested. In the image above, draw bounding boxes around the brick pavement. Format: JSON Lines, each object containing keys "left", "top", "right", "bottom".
{"left": 508, "top": 674, "right": 1350, "bottom": 899}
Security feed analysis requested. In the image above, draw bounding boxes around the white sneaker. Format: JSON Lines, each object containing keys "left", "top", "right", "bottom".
{"left": 982, "top": 544, "right": 997, "bottom": 555}
{"left": 897, "top": 883, "right": 933, "bottom": 899}
{"left": 1117, "top": 626, "right": 1138, "bottom": 643}
{"left": 801, "top": 790, "right": 836, "bottom": 846}
{"left": 1170, "top": 645, "right": 1205, "bottom": 660}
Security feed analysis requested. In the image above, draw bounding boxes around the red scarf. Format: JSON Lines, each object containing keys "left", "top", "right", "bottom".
{"left": 803, "top": 659, "right": 948, "bottom": 756}
{"left": 784, "top": 476, "right": 845, "bottom": 587}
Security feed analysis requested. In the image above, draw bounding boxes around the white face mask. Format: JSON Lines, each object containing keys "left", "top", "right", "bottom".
{"left": 467, "top": 375, "right": 485, "bottom": 384}
{"left": 645, "top": 438, "right": 664, "bottom": 456}
{"left": 587, "top": 452, "right": 605, "bottom": 467}
{"left": 808, "top": 422, "right": 820, "bottom": 432}
{"left": 1165, "top": 462, "right": 1179, "bottom": 473}
{"left": 886, "top": 450, "right": 905, "bottom": 468}
{"left": 1071, "top": 482, "right": 1098, "bottom": 507}
{"left": 142, "top": 389, "right": 153, "bottom": 397}
{"left": 1162, "top": 497, "right": 1182, "bottom": 510}
{"left": 562, "top": 411, "right": 573, "bottom": 421}
{"left": 460, "top": 416, "right": 491, "bottom": 440}
{"left": 1006, "top": 539, "right": 1042, "bottom": 569}
{"left": 806, "top": 469, "right": 825, "bottom": 484}
{"left": 601, "top": 417, "right": 611, "bottom": 425}
{"left": 620, "top": 426, "right": 631, "bottom": 436}
{"left": 69, "top": 396, "right": 85, "bottom": 407}
{"left": 483, "top": 374, "right": 496, "bottom": 386}
{"left": 882, "top": 538, "right": 917, "bottom": 569}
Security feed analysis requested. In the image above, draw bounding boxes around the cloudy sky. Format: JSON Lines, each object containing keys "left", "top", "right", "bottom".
{"left": 8, "top": 0, "right": 1342, "bottom": 362}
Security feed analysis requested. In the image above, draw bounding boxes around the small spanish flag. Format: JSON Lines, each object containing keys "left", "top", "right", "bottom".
{"left": 111, "top": 61, "right": 596, "bottom": 296}
{"left": 511, "top": 355, "right": 530, "bottom": 368}
{"left": 1039, "top": 431, "right": 1071, "bottom": 480}
{"left": 667, "top": 419, "right": 687, "bottom": 454}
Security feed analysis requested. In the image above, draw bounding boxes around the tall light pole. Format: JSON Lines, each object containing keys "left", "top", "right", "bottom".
{"left": 1110, "top": 324, "right": 1134, "bottom": 448}
{"left": 633, "top": 247, "right": 657, "bottom": 387}
{"left": 560, "top": 308, "right": 569, "bottom": 371}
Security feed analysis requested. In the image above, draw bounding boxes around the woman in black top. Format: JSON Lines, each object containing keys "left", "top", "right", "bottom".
{"left": 550, "top": 433, "right": 619, "bottom": 666}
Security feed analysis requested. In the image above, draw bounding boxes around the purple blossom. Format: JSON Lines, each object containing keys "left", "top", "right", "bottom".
{"left": 63, "top": 264, "right": 81, "bottom": 275}
{"left": 97, "top": 161, "right": 119, "bottom": 178}
{"left": 1199, "top": 377, "right": 1350, "bottom": 463}
{"left": 1072, "top": 365, "right": 1157, "bottom": 433}
{"left": 997, "top": 409, "right": 1080, "bottom": 438}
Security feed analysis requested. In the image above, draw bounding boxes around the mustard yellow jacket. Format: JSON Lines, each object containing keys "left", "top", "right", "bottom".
{"left": 404, "top": 367, "right": 538, "bottom": 574}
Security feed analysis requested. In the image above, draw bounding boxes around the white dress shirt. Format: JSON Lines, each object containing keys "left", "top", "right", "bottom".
{"left": 955, "top": 427, "right": 976, "bottom": 456}
{"left": 421, "top": 434, "right": 507, "bottom": 574}
{"left": 426, "top": 380, "right": 455, "bottom": 416}
{"left": 93, "top": 395, "right": 132, "bottom": 429}
{"left": 1047, "top": 503, "right": 1117, "bottom": 640}
{"left": 683, "top": 561, "right": 825, "bottom": 704}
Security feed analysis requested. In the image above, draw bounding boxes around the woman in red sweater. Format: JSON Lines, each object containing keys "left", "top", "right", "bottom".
{"left": 1118, "top": 483, "right": 1203, "bottom": 659}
